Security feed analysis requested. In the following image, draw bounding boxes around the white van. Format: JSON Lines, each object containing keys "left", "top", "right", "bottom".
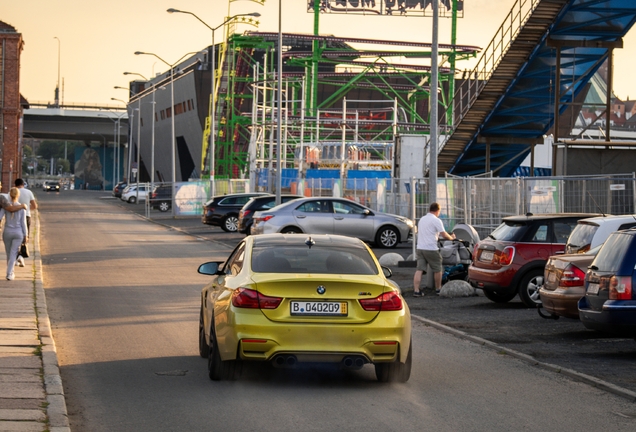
{"left": 120, "top": 183, "right": 150, "bottom": 204}
{"left": 566, "top": 215, "right": 636, "bottom": 253}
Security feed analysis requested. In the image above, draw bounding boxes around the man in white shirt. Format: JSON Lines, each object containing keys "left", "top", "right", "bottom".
{"left": 14, "top": 178, "right": 37, "bottom": 267}
{"left": 413, "top": 202, "right": 455, "bottom": 297}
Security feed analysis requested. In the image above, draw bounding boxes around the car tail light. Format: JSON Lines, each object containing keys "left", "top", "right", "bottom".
{"left": 359, "top": 291, "right": 403, "bottom": 311}
{"left": 242, "top": 210, "right": 252, "bottom": 218}
{"left": 496, "top": 246, "right": 515, "bottom": 266}
{"left": 559, "top": 264, "right": 586, "bottom": 287}
{"left": 254, "top": 215, "right": 274, "bottom": 223}
{"left": 231, "top": 288, "right": 282, "bottom": 309}
{"left": 609, "top": 276, "right": 632, "bottom": 300}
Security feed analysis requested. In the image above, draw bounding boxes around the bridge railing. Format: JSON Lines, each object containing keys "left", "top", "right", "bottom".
{"left": 441, "top": 0, "right": 542, "bottom": 151}
{"left": 26, "top": 101, "right": 127, "bottom": 111}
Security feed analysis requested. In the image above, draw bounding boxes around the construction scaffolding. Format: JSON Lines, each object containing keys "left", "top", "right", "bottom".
{"left": 206, "top": 30, "right": 478, "bottom": 187}
{"left": 198, "top": 0, "right": 477, "bottom": 189}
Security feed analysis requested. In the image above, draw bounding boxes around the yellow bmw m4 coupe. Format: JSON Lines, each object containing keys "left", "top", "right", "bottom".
{"left": 198, "top": 233, "right": 412, "bottom": 382}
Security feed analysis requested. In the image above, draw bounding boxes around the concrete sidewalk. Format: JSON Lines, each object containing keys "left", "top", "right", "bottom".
{"left": 0, "top": 214, "right": 69, "bottom": 432}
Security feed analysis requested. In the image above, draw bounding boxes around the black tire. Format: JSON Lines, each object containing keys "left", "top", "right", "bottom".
{"left": 518, "top": 269, "right": 544, "bottom": 307}
{"left": 375, "top": 226, "right": 399, "bottom": 248}
{"left": 128, "top": 196, "right": 137, "bottom": 204}
{"left": 281, "top": 227, "right": 302, "bottom": 234}
{"left": 207, "top": 329, "right": 240, "bottom": 381}
{"left": 483, "top": 289, "right": 517, "bottom": 303}
{"left": 221, "top": 215, "right": 239, "bottom": 232}
{"left": 198, "top": 307, "right": 209, "bottom": 359}
{"left": 375, "top": 338, "right": 412, "bottom": 383}
{"left": 158, "top": 201, "right": 170, "bottom": 212}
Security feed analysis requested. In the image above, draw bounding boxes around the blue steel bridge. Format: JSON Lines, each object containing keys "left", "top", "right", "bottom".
{"left": 440, "top": 0, "right": 636, "bottom": 176}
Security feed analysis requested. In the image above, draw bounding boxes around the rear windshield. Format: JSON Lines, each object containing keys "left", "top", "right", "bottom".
{"left": 488, "top": 221, "right": 527, "bottom": 241}
{"left": 251, "top": 246, "right": 378, "bottom": 275}
{"left": 591, "top": 233, "right": 635, "bottom": 273}
{"left": 566, "top": 223, "right": 598, "bottom": 253}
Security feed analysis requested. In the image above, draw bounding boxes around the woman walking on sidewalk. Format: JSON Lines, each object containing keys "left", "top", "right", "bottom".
{"left": 1, "top": 187, "right": 28, "bottom": 281}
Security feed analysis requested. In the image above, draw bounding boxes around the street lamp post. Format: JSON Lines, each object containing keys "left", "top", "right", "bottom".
{"left": 111, "top": 98, "right": 128, "bottom": 187}
{"left": 123, "top": 72, "right": 150, "bottom": 190}
{"left": 167, "top": 8, "right": 261, "bottom": 199}
{"left": 98, "top": 110, "right": 126, "bottom": 190}
{"left": 113, "top": 86, "right": 135, "bottom": 181}
{"left": 54, "top": 36, "right": 61, "bottom": 107}
{"left": 276, "top": 0, "right": 282, "bottom": 206}
{"left": 134, "top": 51, "right": 197, "bottom": 216}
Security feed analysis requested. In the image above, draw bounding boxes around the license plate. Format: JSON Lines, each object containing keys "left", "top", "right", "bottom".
{"left": 587, "top": 283, "right": 600, "bottom": 295}
{"left": 290, "top": 301, "right": 348, "bottom": 316}
{"left": 480, "top": 251, "right": 494, "bottom": 262}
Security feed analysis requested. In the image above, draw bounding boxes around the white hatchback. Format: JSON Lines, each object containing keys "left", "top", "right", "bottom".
{"left": 120, "top": 183, "right": 150, "bottom": 203}
{"left": 566, "top": 214, "right": 636, "bottom": 253}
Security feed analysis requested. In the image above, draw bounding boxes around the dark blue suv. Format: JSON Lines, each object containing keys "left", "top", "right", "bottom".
{"left": 578, "top": 228, "right": 636, "bottom": 336}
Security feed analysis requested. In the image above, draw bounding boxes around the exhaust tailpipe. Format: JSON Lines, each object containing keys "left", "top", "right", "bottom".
{"left": 342, "top": 356, "right": 366, "bottom": 370}
{"left": 272, "top": 355, "right": 298, "bottom": 368}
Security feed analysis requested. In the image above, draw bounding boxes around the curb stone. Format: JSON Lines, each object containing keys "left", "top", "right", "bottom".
{"left": 34, "top": 214, "right": 71, "bottom": 431}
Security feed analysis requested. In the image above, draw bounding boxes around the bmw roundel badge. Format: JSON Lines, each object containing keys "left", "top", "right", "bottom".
{"left": 316, "top": 285, "right": 326, "bottom": 295}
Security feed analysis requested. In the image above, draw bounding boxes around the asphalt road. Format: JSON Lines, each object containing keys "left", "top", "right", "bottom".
{"left": 37, "top": 190, "right": 636, "bottom": 431}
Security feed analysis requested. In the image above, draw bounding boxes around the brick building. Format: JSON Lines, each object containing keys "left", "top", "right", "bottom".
{"left": 0, "top": 21, "right": 24, "bottom": 193}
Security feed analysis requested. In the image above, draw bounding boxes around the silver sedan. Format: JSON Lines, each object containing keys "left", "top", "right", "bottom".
{"left": 251, "top": 197, "right": 413, "bottom": 248}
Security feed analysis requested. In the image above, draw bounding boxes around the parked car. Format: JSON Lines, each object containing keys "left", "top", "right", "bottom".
{"left": 149, "top": 184, "right": 172, "bottom": 212}
{"left": 238, "top": 194, "right": 303, "bottom": 234}
{"left": 565, "top": 214, "right": 636, "bottom": 254}
{"left": 197, "top": 233, "right": 411, "bottom": 382}
{"left": 202, "top": 193, "right": 268, "bottom": 232}
{"left": 539, "top": 244, "right": 603, "bottom": 319}
{"left": 42, "top": 181, "right": 60, "bottom": 192}
{"left": 250, "top": 197, "right": 414, "bottom": 248}
{"left": 468, "top": 213, "right": 600, "bottom": 307}
{"left": 120, "top": 183, "right": 150, "bottom": 203}
{"left": 578, "top": 228, "right": 636, "bottom": 336}
{"left": 112, "top": 181, "right": 128, "bottom": 198}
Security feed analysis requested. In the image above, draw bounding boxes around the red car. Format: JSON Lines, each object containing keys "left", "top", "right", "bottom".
{"left": 468, "top": 213, "right": 600, "bottom": 307}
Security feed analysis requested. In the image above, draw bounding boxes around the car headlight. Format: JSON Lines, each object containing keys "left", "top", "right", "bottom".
{"left": 395, "top": 216, "right": 414, "bottom": 228}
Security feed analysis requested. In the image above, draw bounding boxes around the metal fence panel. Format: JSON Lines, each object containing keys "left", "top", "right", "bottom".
{"left": 154, "top": 173, "right": 636, "bottom": 239}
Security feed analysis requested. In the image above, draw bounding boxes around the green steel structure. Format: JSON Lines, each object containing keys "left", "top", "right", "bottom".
{"left": 207, "top": 0, "right": 475, "bottom": 180}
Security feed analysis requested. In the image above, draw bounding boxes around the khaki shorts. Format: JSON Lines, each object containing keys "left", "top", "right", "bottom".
{"left": 416, "top": 249, "right": 442, "bottom": 273}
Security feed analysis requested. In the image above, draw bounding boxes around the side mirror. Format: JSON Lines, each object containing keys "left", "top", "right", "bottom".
{"left": 363, "top": 209, "right": 373, "bottom": 216}
{"left": 382, "top": 266, "right": 393, "bottom": 278}
{"left": 198, "top": 261, "right": 224, "bottom": 275}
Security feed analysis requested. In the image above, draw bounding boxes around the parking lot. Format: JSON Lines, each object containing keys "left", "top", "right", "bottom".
{"left": 113, "top": 197, "right": 636, "bottom": 399}
{"left": 389, "top": 267, "right": 636, "bottom": 400}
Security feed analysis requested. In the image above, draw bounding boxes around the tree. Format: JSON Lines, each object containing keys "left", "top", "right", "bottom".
{"left": 37, "top": 141, "right": 63, "bottom": 160}
{"left": 56, "top": 158, "right": 70, "bottom": 174}
{"left": 36, "top": 140, "right": 83, "bottom": 174}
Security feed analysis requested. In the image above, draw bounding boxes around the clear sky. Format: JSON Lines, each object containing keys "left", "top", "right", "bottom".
{"left": 4, "top": 0, "right": 636, "bottom": 107}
